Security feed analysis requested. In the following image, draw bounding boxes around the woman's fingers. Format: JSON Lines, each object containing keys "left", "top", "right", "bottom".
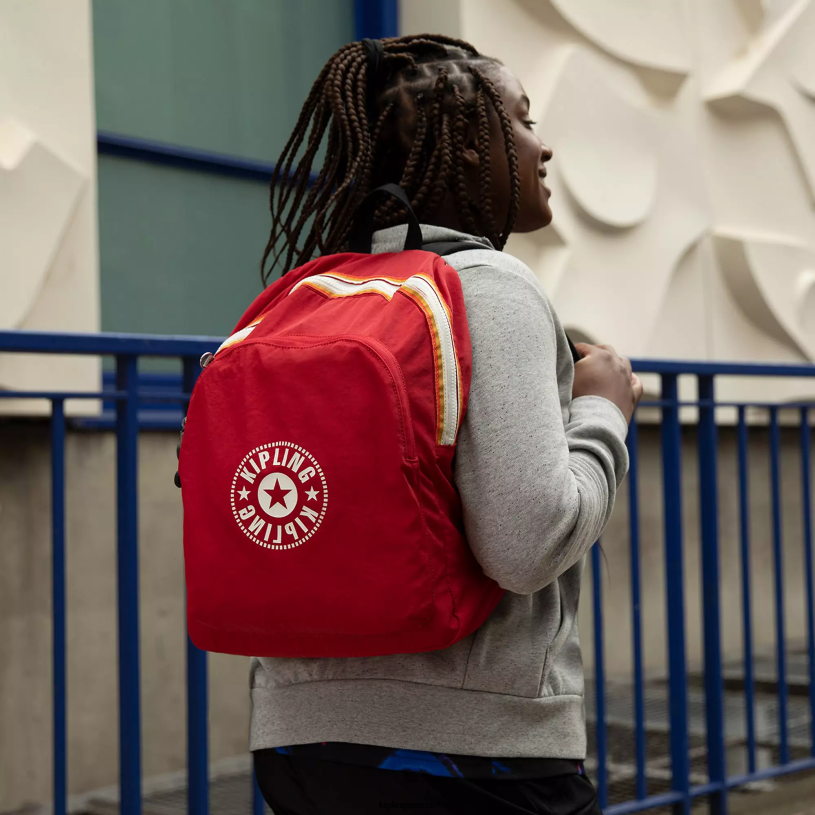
{"left": 631, "top": 373, "right": 644, "bottom": 403}
{"left": 620, "top": 356, "right": 633, "bottom": 377}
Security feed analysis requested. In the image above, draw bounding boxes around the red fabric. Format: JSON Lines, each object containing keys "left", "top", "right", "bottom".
{"left": 180, "top": 250, "right": 504, "bottom": 657}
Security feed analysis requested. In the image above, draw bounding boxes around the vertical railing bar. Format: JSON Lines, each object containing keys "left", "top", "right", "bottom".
{"left": 627, "top": 419, "right": 647, "bottom": 800}
{"left": 116, "top": 354, "right": 142, "bottom": 815}
{"left": 253, "top": 767, "right": 266, "bottom": 815}
{"left": 183, "top": 357, "right": 209, "bottom": 815}
{"left": 51, "top": 399, "right": 67, "bottom": 815}
{"left": 769, "top": 407, "right": 789, "bottom": 765}
{"left": 799, "top": 407, "right": 815, "bottom": 756}
{"left": 592, "top": 542, "right": 608, "bottom": 810}
{"left": 737, "top": 407, "right": 757, "bottom": 774}
{"left": 698, "top": 376, "right": 727, "bottom": 815}
{"left": 661, "top": 373, "right": 691, "bottom": 814}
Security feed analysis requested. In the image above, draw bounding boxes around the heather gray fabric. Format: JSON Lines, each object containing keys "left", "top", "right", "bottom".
{"left": 250, "top": 224, "right": 630, "bottom": 759}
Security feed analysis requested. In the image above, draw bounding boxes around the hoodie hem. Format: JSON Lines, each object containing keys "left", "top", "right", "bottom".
{"left": 250, "top": 679, "right": 587, "bottom": 759}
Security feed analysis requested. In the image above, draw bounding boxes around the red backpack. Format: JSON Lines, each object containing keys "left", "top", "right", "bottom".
{"left": 179, "top": 186, "right": 504, "bottom": 658}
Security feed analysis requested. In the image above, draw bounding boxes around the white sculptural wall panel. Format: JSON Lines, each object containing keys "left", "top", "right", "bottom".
{"left": 0, "top": 0, "right": 99, "bottom": 414}
{"left": 402, "top": 0, "right": 815, "bottom": 403}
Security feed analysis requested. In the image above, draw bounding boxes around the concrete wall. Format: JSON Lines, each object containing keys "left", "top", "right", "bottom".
{"left": 0, "top": 426, "right": 249, "bottom": 813}
{"left": 3, "top": 422, "right": 813, "bottom": 810}
{"left": 0, "top": 0, "right": 99, "bottom": 414}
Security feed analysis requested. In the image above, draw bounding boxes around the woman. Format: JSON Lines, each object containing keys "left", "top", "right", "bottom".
{"left": 251, "top": 34, "right": 642, "bottom": 815}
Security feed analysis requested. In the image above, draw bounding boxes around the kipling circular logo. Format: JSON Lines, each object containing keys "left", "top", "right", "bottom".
{"left": 230, "top": 441, "right": 328, "bottom": 550}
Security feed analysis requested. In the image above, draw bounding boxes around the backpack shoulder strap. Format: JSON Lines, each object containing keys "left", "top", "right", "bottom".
{"left": 566, "top": 336, "right": 582, "bottom": 364}
{"left": 422, "top": 240, "right": 489, "bottom": 257}
{"left": 424, "top": 241, "right": 583, "bottom": 365}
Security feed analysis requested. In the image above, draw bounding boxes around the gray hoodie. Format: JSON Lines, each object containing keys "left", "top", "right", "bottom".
{"left": 249, "top": 224, "right": 629, "bottom": 759}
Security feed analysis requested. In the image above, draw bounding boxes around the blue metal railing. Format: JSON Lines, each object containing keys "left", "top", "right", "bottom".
{"left": 588, "top": 372, "right": 815, "bottom": 815}
{"left": 737, "top": 406, "right": 757, "bottom": 776}
{"left": 3, "top": 328, "right": 815, "bottom": 814}
{"left": 0, "top": 330, "right": 228, "bottom": 815}
{"left": 626, "top": 419, "right": 648, "bottom": 802}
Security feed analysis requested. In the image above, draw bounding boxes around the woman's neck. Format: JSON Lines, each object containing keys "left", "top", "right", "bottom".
{"left": 420, "top": 194, "right": 483, "bottom": 238}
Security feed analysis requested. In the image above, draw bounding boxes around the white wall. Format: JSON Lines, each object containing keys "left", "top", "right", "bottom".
{"left": 0, "top": 0, "right": 100, "bottom": 414}
{"left": 402, "top": 0, "right": 815, "bottom": 404}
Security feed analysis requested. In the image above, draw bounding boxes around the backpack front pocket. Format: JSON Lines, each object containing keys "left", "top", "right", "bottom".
{"left": 182, "top": 334, "right": 437, "bottom": 653}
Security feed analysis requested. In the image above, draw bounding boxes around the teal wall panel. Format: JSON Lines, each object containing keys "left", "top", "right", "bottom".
{"left": 98, "top": 155, "right": 270, "bottom": 337}
{"left": 93, "top": 0, "right": 356, "bottom": 162}
{"left": 92, "top": 0, "right": 356, "bottom": 335}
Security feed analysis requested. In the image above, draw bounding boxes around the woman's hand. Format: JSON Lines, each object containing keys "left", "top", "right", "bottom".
{"left": 572, "top": 343, "right": 643, "bottom": 424}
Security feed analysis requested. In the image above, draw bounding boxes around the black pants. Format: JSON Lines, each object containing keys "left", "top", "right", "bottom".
{"left": 253, "top": 750, "right": 603, "bottom": 815}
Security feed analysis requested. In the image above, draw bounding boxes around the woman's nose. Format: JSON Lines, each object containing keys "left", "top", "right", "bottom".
{"left": 541, "top": 142, "right": 553, "bottom": 162}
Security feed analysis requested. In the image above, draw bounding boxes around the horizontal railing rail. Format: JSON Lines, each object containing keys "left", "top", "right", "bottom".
{"left": 2, "top": 329, "right": 815, "bottom": 815}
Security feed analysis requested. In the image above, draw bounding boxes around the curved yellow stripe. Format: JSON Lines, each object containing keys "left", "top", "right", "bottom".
{"left": 217, "top": 315, "right": 265, "bottom": 353}
{"left": 291, "top": 270, "right": 461, "bottom": 445}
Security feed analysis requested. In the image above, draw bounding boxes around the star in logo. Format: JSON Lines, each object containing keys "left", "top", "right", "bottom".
{"left": 261, "top": 476, "right": 292, "bottom": 511}
{"left": 232, "top": 444, "right": 327, "bottom": 547}
{"left": 256, "top": 471, "right": 298, "bottom": 518}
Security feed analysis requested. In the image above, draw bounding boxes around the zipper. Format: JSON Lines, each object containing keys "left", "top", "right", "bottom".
{"left": 348, "top": 335, "right": 417, "bottom": 461}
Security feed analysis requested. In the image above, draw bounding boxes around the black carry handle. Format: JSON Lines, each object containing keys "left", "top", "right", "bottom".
{"left": 348, "top": 184, "right": 423, "bottom": 254}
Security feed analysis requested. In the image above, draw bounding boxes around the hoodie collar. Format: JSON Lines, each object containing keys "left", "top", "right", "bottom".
{"left": 370, "top": 224, "right": 495, "bottom": 254}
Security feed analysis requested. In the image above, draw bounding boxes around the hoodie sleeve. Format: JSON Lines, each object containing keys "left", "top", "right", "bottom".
{"left": 452, "top": 261, "right": 629, "bottom": 595}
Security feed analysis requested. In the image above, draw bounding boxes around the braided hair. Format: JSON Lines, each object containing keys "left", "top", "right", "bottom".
{"left": 260, "top": 35, "right": 522, "bottom": 284}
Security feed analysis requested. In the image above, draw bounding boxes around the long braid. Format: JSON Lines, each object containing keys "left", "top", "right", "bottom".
{"left": 376, "top": 110, "right": 430, "bottom": 229}
{"left": 450, "top": 85, "right": 480, "bottom": 236}
{"left": 470, "top": 65, "right": 520, "bottom": 244}
{"left": 323, "top": 52, "right": 370, "bottom": 248}
{"left": 410, "top": 69, "right": 449, "bottom": 211}
{"left": 260, "top": 62, "right": 332, "bottom": 275}
{"left": 261, "top": 35, "right": 523, "bottom": 283}
{"left": 423, "top": 112, "right": 454, "bottom": 221}
{"left": 474, "top": 86, "right": 499, "bottom": 247}
{"left": 399, "top": 97, "right": 428, "bottom": 188}
{"left": 284, "top": 108, "right": 338, "bottom": 263}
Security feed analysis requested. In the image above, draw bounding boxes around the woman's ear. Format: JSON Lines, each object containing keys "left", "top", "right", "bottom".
{"left": 462, "top": 119, "right": 480, "bottom": 169}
